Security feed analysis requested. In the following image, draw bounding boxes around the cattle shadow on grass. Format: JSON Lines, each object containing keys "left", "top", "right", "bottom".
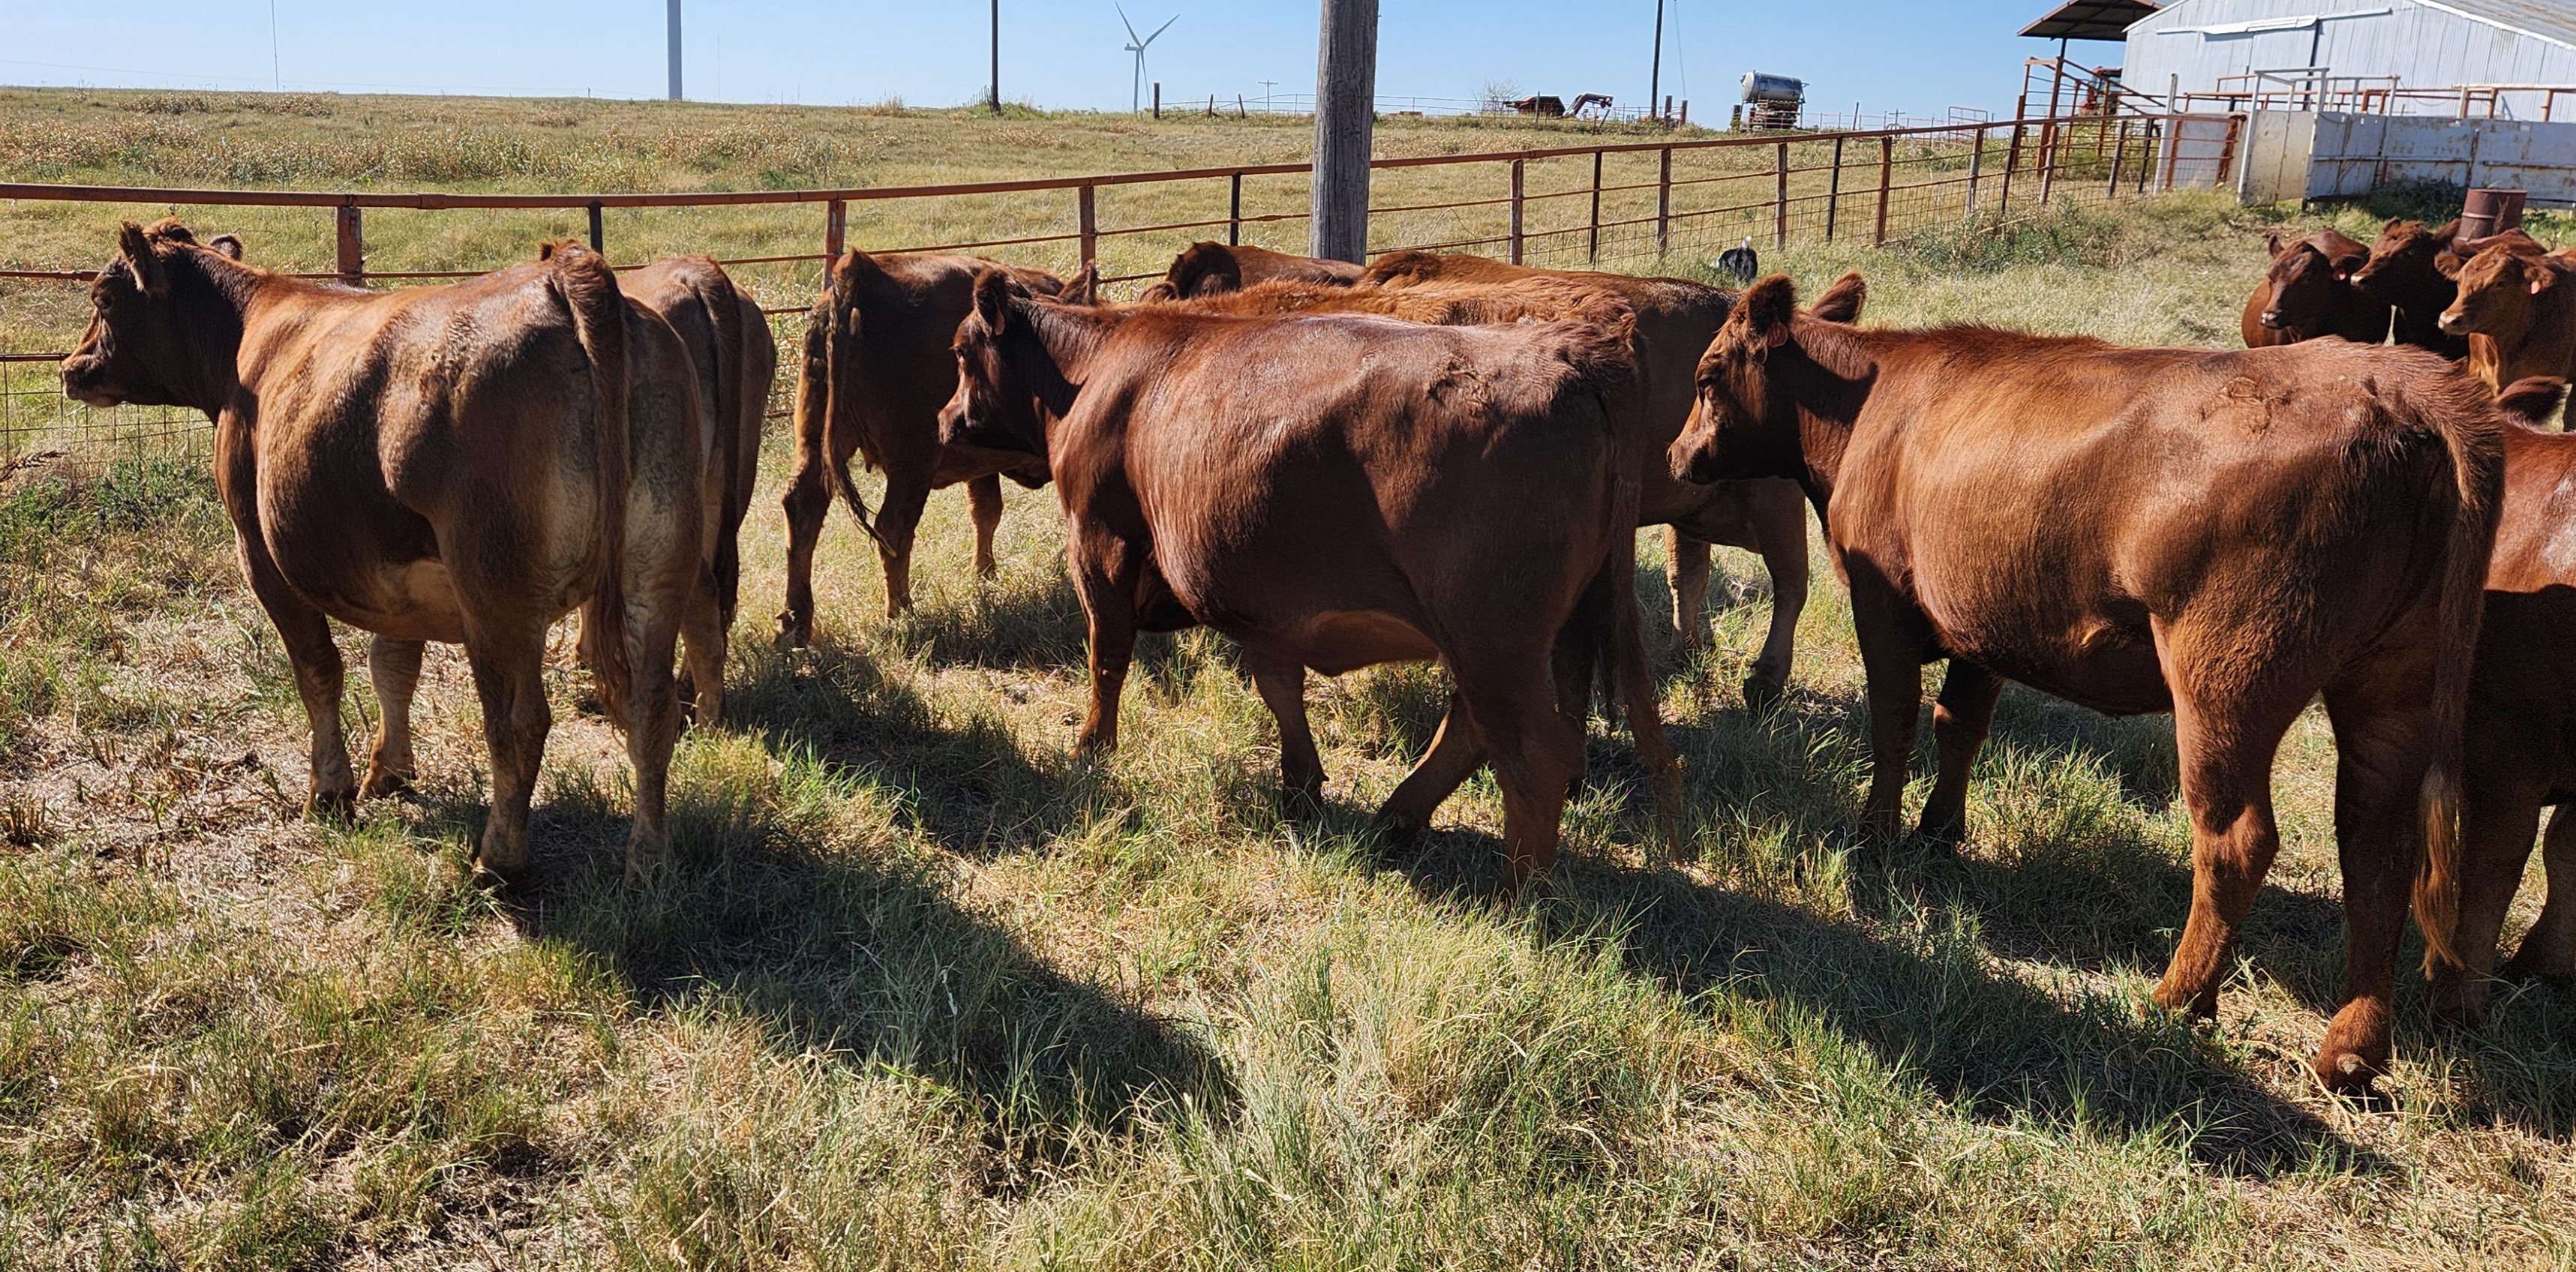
{"left": 476, "top": 751, "right": 1238, "bottom": 1174}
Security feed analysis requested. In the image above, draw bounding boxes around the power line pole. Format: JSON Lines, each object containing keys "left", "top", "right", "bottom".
{"left": 1648, "top": 0, "right": 1664, "bottom": 123}
{"left": 990, "top": 0, "right": 1002, "bottom": 114}
{"left": 667, "top": 0, "right": 683, "bottom": 101}
{"left": 1311, "top": 0, "right": 1379, "bottom": 263}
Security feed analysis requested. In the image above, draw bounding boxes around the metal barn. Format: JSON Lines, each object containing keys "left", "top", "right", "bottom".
{"left": 2122, "top": 0, "right": 2576, "bottom": 116}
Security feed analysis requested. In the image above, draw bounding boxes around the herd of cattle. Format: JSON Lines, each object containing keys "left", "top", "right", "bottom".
{"left": 51, "top": 211, "right": 2576, "bottom": 1095}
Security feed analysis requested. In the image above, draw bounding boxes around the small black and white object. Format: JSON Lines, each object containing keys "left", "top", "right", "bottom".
{"left": 1715, "top": 238, "right": 1758, "bottom": 287}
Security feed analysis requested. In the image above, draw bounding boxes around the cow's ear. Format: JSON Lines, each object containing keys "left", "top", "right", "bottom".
{"left": 2435, "top": 250, "right": 2466, "bottom": 279}
{"left": 208, "top": 233, "right": 244, "bottom": 261}
{"left": 1061, "top": 262, "right": 1099, "bottom": 304}
{"left": 2265, "top": 231, "right": 2289, "bottom": 258}
{"left": 2433, "top": 218, "right": 2461, "bottom": 245}
{"left": 116, "top": 220, "right": 164, "bottom": 294}
{"left": 2497, "top": 377, "right": 2568, "bottom": 428}
{"left": 1736, "top": 273, "right": 1798, "bottom": 339}
{"left": 536, "top": 241, "right": 559, "bottom": 261}
{"left": 2384, "top": 217, "right": 2405, "bottom": 234}
{"left": 971, "top": 267, "right": 1014, "bottom": 332}
{"left": 2532, "top": 265, "right": 2559, "bottom": 296}
{"left": 1809, "top": 271, "right": 1866, "bottom": 323}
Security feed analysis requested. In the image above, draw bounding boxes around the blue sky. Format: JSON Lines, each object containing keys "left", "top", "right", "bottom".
{"left": 0, "top": 2, "right": 2126, "bottom": 121}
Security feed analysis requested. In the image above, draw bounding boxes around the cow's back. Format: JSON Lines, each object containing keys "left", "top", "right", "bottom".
{"left": 1833, "top": 333, "right": 2480, "bottom": 710}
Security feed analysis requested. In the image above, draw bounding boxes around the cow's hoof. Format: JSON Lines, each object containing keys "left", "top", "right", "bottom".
{"left": 1278, "top": 780, "right": 1326, "bottom": 819}
{"left": 1740, "top": 674, "right": 1787, "bottom": 712}
{"left": 306, "top": 786, "right": 358, "bottom": 822}
{"left": 359, "top": 769, "right": 413, "bottom": 800}
{"left": 2428, "top": 974, "right": 2490, "bottom": 1030}
{"left": 2311, "top": 1048, "right": 2385, "bottom": 1097}
{"left": 1914, "top": 818, "right": 1967, "bottom": 854}
{"left": 773, "top": 613, "right": 811, "bottom": 650}
{"left": 1371, "top": 811, "right": 1429, "bottom": 849}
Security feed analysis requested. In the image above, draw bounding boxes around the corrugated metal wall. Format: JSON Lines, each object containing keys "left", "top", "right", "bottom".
{"left": 2123, "top": 0, "right": 2576, "bottom": 112}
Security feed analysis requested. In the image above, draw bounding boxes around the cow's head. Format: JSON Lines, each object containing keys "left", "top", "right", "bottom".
{"left": 1668, "top": 272, "right": 1867, "bottom": 486}
{"left": 2437, "top": 238, "right": 2560, "bottom": 337}
{"left": 939, "top": 267, "right": 1064, "bottom": 459}
{"left": 2254, "top": 232, "right": 2356, "bottom": 338}
{"left": 2348, "top": 218, "right": 2458, "bottom": 297}
{"left": 61, "top": 220, "right": 248, "bottom": 412}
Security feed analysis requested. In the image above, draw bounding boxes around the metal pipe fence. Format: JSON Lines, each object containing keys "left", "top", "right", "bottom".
{"left": 0, "top": 114, "right": 2193, "bottom": 466}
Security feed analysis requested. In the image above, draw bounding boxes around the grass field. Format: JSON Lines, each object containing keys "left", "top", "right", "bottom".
{"left": 3, "top": 91, "right": 2576, "bottom": 1270}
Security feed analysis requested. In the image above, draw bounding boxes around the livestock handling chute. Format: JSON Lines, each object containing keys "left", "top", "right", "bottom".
{"left": 1739, "top": 71, "right": 1804, "bottom": 130}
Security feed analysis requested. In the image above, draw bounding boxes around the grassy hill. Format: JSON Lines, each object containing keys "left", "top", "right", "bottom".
{"left": 0, "top": 88, "right": 2571, "bottom": 1270}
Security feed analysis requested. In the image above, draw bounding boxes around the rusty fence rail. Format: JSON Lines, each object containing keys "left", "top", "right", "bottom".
{"left": 0, "top": 113, "right": 2197, "bottom": 464}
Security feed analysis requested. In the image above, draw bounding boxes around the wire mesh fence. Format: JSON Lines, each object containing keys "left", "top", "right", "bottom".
{"left": 0, "top": 113, "right": 2213, "bottom": 469}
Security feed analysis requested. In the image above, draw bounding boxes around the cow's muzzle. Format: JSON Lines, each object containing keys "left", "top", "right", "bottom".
{"left": 2437, "top": 310, "right": 2467, "bottom": 334}
{"left": 58, "top": 354, "right": 119, "bottom": 408}
{"left": 2258, "top": 310, "right": 2287, "bottom": 330}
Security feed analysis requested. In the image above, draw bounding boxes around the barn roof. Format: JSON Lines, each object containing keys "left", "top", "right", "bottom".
{"left": 2415, "top": 0, "right": 2576, "bottom": 53}
{"left": 2020, "top": 0, "right": 2161, "bottom": 41}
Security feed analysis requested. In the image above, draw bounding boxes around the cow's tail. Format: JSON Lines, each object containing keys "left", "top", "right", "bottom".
{"left": 2414, "top": 381, "right": 2505, "bottom": 975}
{"left": 698, "top": 266, "right": 750, "bottom": 619}
{"left": 555, "top": 245, "right": 636, "bottom": 731}
{"left": 811, "top": 295, "right": 888, "bottom": 551}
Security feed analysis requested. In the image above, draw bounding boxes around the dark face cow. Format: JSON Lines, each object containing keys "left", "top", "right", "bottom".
{"left": 939, "top": 271, "right": 1680, "bottom": 890}
{"left": 1135, "top": 241, "right": 1367, "bottom": 301}
{"left": 62, "top": 221, "right": 704, "bottom": 882}
{"left": 1671, "top": 273, "right": 2503, "bottom": 1093}
{"left": 2241, "top": 227, "right": 2388, "bottom": 347}
{"left": 2349, "top": 218, "right": 2469, "bottom": 359}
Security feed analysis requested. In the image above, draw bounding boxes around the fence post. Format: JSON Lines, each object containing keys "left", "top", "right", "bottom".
{"left": 1587, "top": 149, "right": 1602, "bottom": 263}
{"left": 1228, "top": 172, "right": 1243, "bottom": 247}
{"left": 2107, "top": 119, "right": 2129, "bottom": 198}
{"left": 2139, "top": 121, "right": 2157, "bottom": 193}
{"left": 1077, "top": 184, "right": 1097, "bottom": 271}
{"left": 2037, "top": 120, "right": 2058, "bottom": 206}
{"left": 1509, "top": 158, "right": 1525, "bottom": 265}
{"left": 825, "top": 197, "right": 847, "bottom": 260}
{"left": 335, "top": 205, "right": 364, "bottom": 285}
{"left": 1873, "top": 135, "right": 1892, "bottom": 248}
{"left": 1964, "top": 129, "right": 1983, "bottom": 220}
{"left": 587, "top": 201, "right": 604, "bottom": 254}
{"left": 1824, "top": 136, "right": 1845, "bottom": 243}
{"left": 2000, "top": 122, "right": 2025, "bottom": 217}
{"left": 1152, "top": 82, "right": 1161, "bottom": 118}
{"left": 1773, "top": 141, "right": 1789, "bottom": 250}
{"left": 1656, "top": 147, "right": 1672, "bottom": 257}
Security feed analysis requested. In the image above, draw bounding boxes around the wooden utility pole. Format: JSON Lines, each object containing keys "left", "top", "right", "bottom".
{"left": 1648, "top": 0, "right": 1664, "bottom": 124}
{"left": 1311, "top": 0, "right": 1379, "bottom": 264}
{"left": 990, "top": 0, "right": 1001, "bottom": 115}
{"left": 667, "top": 0, "right": 683, "bottom": 100}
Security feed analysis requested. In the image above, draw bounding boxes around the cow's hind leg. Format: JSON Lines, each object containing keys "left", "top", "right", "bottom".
{"left": 1918, "top": 659, "right": 2002, "bottom": 848}
{"left": 240, "top": 542, "right": 358, "bottom": 817}
{"left": 1456, "top": 662, "right": 1584, "bottom": 896}
{"left": 2502, "top": 802, "right": 2576, "bottom": 984}
{"left": 2310, "top": 674, "right": 2444, "bottom": 1092}
{"left": 2434, "top": 775, "right": 2544, "bottom": 1024}
{"left": 1245, "top": 652, "right": 1324, "bottom": 809}
{"left": 460, "top": 618, "right": 551, "bottom": 883}
{"left": 619, "top": 590, "right": 688, "bottom": 885}
{"left": 678, "top": 563, "right": 728, "bottom": 728}
{"left": 1377, "top": 691, "right": 1487, "bottom": 839}
{"left": 873, "top": 467, "right": 934, "bottom": 619}
{"left": 967, "top": 474, "right": 1005, "bottom": 580}
{"left": 361, "top": 636, "right": 425, "bottom": 799}
{"left": 775, "top": 430, "right": 836, "bottom": 647}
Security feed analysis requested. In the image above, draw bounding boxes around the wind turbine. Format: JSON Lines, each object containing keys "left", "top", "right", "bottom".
{"left": 1118, "top": 5, "right": 1178, "bottom": 113}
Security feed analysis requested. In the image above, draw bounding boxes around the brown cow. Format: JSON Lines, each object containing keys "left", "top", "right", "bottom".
{"left": 1364, "top": 250, "right": 1818, "bottom": 707}
{"left": 2349, "top": 218, "right": 2469, "bottom": 359}
{"left": 62, "top": 221, "right": 703, "bottom": 882}
{"left": 577, "top": 252, "right": 776, "bottom": 723}
{"left": 2240, "top": 227, "right": 2389, "bottom": 347}
{"left": 2439, "top": 376, "right": 2576, "bottom": 1024}
{"left": 2437, "top": 235, "right": 2576, "bottom": 398}
{"left": 1669, "top": 274, "right": 2502, "bottom": 1092}
{"left": 775, "top": 251, "right": 1064, "bottom": 644}
{"left": 938, "top": 271, "right": 1680, "bottom": 890}
{"left": 1135, "top": 241, "right": 1367, "bottom": 301}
